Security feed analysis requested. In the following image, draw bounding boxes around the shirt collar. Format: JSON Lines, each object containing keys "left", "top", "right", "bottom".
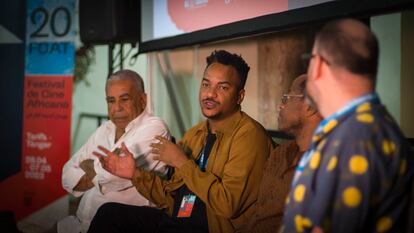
{"left": 311, "top": 92, "right": 379, "bottom": 144}
{"left": 197, "top": 110, "right": 243, "bottom": 135}
{"left": 322, "top": 92, "right": 378, "bottom": 127}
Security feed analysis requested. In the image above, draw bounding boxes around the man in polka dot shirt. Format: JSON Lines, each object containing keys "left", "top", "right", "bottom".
{"left": 283, "top": 18, "right": 414, "bottom": 233}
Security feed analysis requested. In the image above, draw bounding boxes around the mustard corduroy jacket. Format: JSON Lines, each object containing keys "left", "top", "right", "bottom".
{"left": 132, "top": 111, "right": 274, "bottom": 233}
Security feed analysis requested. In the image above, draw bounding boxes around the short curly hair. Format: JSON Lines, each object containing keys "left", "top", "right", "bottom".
{"left": 206, "top": 50, "right": 250, "bottom": 90}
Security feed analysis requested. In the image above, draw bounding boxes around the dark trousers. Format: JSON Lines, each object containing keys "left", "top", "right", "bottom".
{"left": 87, "top": 203, "right": 204, "bottom": 233}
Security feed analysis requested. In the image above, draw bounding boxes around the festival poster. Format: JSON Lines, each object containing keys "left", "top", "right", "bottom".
{"left": 0, "top": 0, "right": 75, "bottom": 221}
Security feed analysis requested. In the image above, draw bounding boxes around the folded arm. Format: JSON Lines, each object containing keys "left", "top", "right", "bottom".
{"left": 62, "top": 134, "right": 99, "bottom": 196}
{"left": 73, "top": 159, "right": 96, "bottom": 192}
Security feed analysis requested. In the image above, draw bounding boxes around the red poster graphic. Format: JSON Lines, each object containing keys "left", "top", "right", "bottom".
{"left": 168, "top": 0, "right": 288, "bottom": 32}
{"left": 0, "top": 76, "right": 72, "bottom": 220}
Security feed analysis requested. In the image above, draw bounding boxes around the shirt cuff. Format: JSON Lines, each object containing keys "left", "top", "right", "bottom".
{"left": 64, "top": 168, "right": 86, "bottom": 197}
{"left": 131, "top": 169, "right": 151, "bottom": 189}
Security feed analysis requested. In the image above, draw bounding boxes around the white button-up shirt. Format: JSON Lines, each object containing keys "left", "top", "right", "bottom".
{"left": 60, "top": 110, "right": 170, "bottom": 233}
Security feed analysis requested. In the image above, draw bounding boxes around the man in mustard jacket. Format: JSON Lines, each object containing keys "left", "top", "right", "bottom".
{"left": 89, "top": 50, "right": 274, "bottom": 233}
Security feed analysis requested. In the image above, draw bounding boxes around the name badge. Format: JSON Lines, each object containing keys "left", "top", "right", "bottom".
{"left": 177, "top": 194, "right": 196, "bottom": 217}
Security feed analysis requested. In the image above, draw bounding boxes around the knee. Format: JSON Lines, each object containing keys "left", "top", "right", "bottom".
{"left": 94, "top": 202, "right": 121, "bottom": 220}
{"left": 89, "top": 203, "right": 123, "bottom": 232}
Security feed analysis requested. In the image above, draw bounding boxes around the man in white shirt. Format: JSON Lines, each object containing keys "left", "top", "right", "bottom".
{"left": 59, "top": 70, "right": 170, "bottom": 233}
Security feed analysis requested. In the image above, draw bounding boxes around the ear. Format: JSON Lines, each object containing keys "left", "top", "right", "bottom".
{"left": 309, "top": 55, "right": 323, "bottom": 82}
{"left": 237, "top": 89, "right": 245, "bottom": 105}
{"left": 308, "top": 53, "right": 327, "bottom": 81}
{"left": 304, "top": 104, "right": 318, "bottom": 117}
{"left": 140, "top": 93, "right": 147, "bottom": 108}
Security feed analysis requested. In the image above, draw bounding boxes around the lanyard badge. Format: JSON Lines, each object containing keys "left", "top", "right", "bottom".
{"left": 177, "top": 194, "right": 196, "bottom": 217}
{"left": 176, "top": 133, "right": 216, "bottom": 218}
{"left": 176, "top": 144, "right": 207, "bottom": 218}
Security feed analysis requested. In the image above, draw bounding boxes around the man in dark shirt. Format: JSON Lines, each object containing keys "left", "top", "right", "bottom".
{"left": 237, "top": 75, "right": 322, "bottom": 233}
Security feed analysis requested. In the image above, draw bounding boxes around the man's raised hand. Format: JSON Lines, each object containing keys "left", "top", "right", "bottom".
{"left": 93, "top": 142, "right": 136, "bottom": 179}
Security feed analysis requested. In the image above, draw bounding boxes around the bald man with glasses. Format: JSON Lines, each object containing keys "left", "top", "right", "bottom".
{"left": 284, "top": 18, "right": 413, "bottom": 233}
{"left": 237, "top": 74, "right": 322, "bottom": 233}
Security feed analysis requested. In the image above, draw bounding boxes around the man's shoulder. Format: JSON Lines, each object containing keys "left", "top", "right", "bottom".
{"left": 273, "top": 140, "right": 297, "bottom": 152}
{"left": 141, "top": 113, "right": 168, "bottom": 127}
{"left": 228, "top": 112, "right": 274, "bottom": 152}
{"left": 130, "top": 111, "right": 169, "bottom": 132}
{"left": 188, "top": 110, "right": 261, "bottom": 134}
{"left": 185, "top": 120, "right": 207, "bottom": 136}
{"left": 239, "top": 111, "right": 266, "bottom": 129}
{"left": 269, "top": 141, "right": 298, "bottom": 162}
{"left": 182, "top": 112, "right": 270, "bottom": 139}
{"left": 327, "top": 104, "right": 410, "bottom": 159}
{"left": 334, "top": 104, "right": 403, "bottom": 140}
{"left": 234, "top": 112, "right": 269, "bottom": 137}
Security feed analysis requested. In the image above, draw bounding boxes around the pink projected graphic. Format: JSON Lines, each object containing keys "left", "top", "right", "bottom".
{"left": 167, "top": 0, "right": 288, "bottom": 32}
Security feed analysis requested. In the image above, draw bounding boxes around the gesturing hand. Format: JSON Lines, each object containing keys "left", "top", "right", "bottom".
{"left": 150, "top": 136, "right": 189, "bottom": 169}
{"left": 93, "top": 142, "right": 136, "bottom": 179}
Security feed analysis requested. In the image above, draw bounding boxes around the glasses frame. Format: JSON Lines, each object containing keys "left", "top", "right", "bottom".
{"left": 301, "top": 53, "right": 331, "bottom": 70}
{"left": 281, "top": 94, "right": 305, "bottom": 105}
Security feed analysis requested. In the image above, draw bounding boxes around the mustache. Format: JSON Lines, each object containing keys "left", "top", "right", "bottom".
{"left": 111, "top": 114, "right": 128, "bottom": 119}
{"left": 202, "top": 98, "right": 219, "bottom": 104}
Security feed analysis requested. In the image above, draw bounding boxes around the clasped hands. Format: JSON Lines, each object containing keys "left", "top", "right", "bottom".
{"left": 93, "top": 136, "right": 189, "bottom": 179}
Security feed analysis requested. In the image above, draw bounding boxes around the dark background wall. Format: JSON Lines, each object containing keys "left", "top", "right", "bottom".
{"left": 0, "top": 0, "right": 25, "bottom": 181}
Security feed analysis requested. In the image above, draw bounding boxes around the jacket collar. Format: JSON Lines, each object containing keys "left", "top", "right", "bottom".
{"left": 197, "top": 110, "right": 243, "bottom": 135}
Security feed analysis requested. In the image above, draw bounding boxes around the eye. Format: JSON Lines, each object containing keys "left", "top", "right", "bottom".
{"left": 106, "top": 98, "right": 115, "bottom": 104}
{"left": 201, "top": 82, "right": 209, "bottom": 88}
{"left": 218, "top": 85, "right": 229, "bottom": 91}
{"left": 120, "top": 97, "right": 131, "bottom": 102}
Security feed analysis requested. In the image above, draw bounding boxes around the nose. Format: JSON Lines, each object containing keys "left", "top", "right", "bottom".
{"left": 206, "top": 86, "right": 217, "bottom": 98}
{"left": 114, "top": 100, "right": 123, "bottom": 111}
{"left": 278, "top": 101, "right": 285, "bottom": 111}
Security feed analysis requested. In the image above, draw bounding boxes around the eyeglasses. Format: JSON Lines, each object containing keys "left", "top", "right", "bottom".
{"left": 301, "top": 53, "right": 331, "bottom": 70}
{"left": 281, "top": 94, "right": 304, "bottom": 104}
